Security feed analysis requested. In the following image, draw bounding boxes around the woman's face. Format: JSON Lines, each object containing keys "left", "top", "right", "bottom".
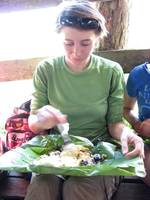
{"left": 60, "top": 27, "right": 99, "bottom": 71}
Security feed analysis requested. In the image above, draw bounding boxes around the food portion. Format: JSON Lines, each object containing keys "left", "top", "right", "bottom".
{"left": 33, "top": 144, "right": 107, "bottom": 167}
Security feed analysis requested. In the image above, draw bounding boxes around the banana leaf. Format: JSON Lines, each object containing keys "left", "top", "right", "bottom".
{"left": 0, "top": 135, "right": 146, "bottom": 177}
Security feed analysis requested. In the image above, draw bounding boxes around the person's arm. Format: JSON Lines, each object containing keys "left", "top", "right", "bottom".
{"left": 28, "top": 105, "right": 67, "bottom": 134}
{"left": 108, "top": 122, "right": 144, "bottom": 158}
{"left": 123, "top": 92, "right": 142, "bottom": 133}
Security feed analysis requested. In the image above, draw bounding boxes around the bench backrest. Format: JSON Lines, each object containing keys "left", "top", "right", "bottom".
{"left": 0, "top": 49, "right": 150, "bottom": 81}
{"left": 97, "top": 49, "right": 150, "bottom": 73}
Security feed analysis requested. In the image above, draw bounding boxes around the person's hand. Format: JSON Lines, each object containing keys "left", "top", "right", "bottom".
{"left": 37, "top": 105, "right": 67, "bottom": 129}
{"left": 133, "top": 120, "right": 142, "bottom": 134}
{"left": 29, "top": 105, "right": 67, "bottom": 132}
{"left": 120, "top": 127, "right": 144, "bottom": 159}
{"left": 139, "top": 119, "right": 150, "bottom": 137}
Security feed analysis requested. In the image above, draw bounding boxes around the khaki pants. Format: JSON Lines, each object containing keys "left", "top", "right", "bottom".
{"left": 25, "top": 174, "right": 120, "bottom": 200}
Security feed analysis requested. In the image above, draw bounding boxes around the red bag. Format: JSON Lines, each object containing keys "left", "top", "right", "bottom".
{"left": 5, "top": 100, "right": 34, "bottom": 150}
{"left": 6, "top": 131, "right": 33, "bottom": 149}
{"left": 0, "top": 136, "right": 4, "bottom": 156}
{"left": 5, "top": 113, "right": 30, "bottom": 133}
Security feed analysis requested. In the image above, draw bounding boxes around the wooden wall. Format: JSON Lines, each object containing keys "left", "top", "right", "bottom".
{"left": 97, "top": 49, "right": 150, "bottom": 72}
{"left": 0, "top": 57, "right": 45, "bottom": 82}
{"left": 0, "top": 0, "right": 61, "bottom": 12}
{"left": 0, "top": 0, "right": 103, "bottom": 12}
{"left": 0, "top": 49, "right": 150, "bottom": 82}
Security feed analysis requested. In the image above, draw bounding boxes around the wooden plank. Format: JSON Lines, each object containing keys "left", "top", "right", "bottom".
{"left": 112, "top": 182, "right": 150, "bottom": 200}
{"left": 0, "top": 57, "right": 46, "bottom": 82}
{"left": 0, "top": 0, "right": 101, "bottom": 13}
{"left": 0, "top": 0, "right": 61, "bottom": 13}
{"left": 123, "top": 176, "right": 144, "bottom": 184}
{"left": 0, "top": 171, "right": 8, "bottom": 181}
{"left": 1, "top": 49, "right": 150, "bottom": 81}
{"left": 0, "top": 176, "right": 30, "bottom": 199}
{"left": 96, "top": 49, "right": 150, "bottom": 73}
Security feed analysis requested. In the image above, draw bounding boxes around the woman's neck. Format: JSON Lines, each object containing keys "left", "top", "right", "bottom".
{"left": 65, "top": 57, "right": 91, "bottom": 72}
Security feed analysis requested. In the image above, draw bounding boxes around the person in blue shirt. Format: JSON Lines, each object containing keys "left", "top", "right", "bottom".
{"left": 124, "top": 62, "right": 150, "bottom": 186}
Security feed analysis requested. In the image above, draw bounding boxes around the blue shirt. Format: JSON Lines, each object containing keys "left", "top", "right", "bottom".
{"left": 126, "top": 62, "right": 150, "bottom": 121}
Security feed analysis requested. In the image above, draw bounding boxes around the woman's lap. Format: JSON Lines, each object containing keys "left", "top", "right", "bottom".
{"left": 25, "top": 174, "right": 120, "bottom": 200}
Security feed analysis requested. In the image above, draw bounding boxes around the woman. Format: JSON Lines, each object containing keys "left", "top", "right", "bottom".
{"left": 123, "top": 62, "right": 150, "bottom": 186}
{"left": 25, "top": 1, "right": 144, "bottom": 200}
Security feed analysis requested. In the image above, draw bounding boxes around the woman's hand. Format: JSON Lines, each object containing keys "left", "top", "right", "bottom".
{"left": 121, "top": 127, "right": 145, "bottom": 158}
{"left": 109, "top": 123, "right": 144, "bottom": 159}
{"left": 28, "top": 105, "right": 67, "bottom": 133}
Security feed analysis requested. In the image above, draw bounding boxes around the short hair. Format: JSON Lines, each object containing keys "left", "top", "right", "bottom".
{"left": 55, "top": 0, "right": 108, "bottom": 38}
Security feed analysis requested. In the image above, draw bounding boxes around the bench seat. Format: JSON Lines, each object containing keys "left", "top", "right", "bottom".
{"left": 112, "top": 176, "right": 150, "bottom": 200}
{"left": 0, "top": 172, "right": 30, "bottom": 200}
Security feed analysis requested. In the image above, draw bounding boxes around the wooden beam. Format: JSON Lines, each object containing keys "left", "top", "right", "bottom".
{"left": 0, "top": 0, "right": 112, "bottom": 13}
{"left": 0, "top": 0, "right": 61, "bottom": 12}
{"left": 1, "top": 49, "right": 150, "bottom": 82}
{"left": 0, "top": 57, "right": 46, "bottom": 82}
{"left": 96, "top": 49, "right": 150, "bottom": 73}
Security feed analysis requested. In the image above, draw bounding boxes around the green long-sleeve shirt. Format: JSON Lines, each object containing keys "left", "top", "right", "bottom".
{"left": 31, "top": 54, "right": 125, "bottom": 141}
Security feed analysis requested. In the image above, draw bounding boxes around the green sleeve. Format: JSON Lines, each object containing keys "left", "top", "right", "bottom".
{"left": 30, "top": 61, "right": 50, "bottom": 114}
{"left": 106, "top": 64, "right": 125, "bottom": 123}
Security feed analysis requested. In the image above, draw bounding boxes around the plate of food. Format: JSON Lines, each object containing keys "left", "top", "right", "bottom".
{"left": 0, "top": 135, "right": 146, "bottom": 177}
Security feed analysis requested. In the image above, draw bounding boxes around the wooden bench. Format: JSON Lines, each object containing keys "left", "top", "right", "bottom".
{"left": 1, "top": 49, "right": 150, "bottom": 81}
{"left": 0, "top": 174, "right": 149, "bottom": 200}
{"left": 112, "top": 177, "right": 150, "bottom": 200}
{"left": 0, "top": 49, "right": 150, "bottom": 199}
{"left": 0, "top": 172, "right": 30, "bottom": 200}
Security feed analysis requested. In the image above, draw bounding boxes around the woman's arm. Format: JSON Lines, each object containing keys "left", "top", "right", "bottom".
{"left": 123, "top": 93, "right": 142, "bottom": 133}
{"left": 124, "top": 93, "right": 150, "bottom": 137}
